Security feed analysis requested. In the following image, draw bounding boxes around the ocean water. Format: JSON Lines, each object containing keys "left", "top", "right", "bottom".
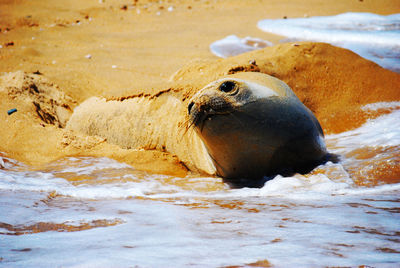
{"left": 211, "top": 13, "right": 400, "bottom": 72}
{"left": 1, "top": 102, "right": 399, "bottom": 267}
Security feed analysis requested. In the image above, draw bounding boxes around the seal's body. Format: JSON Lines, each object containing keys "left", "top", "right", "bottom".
{"left": 188, "top": 72, "right": 327, "bottom": 186}
{"left": 67, "top": 72, "right": 328, "bottom": 187}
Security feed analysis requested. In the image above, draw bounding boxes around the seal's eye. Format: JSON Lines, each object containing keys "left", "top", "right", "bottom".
{"left": 219, "top": 81, "right": 236, "bottom": 93}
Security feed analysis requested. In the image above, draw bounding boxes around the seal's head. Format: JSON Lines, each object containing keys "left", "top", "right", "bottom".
{"left": 188, "top": 72, "right": 328, "bottom": 187}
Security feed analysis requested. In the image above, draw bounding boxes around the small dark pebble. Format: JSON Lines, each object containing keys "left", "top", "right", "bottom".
{"left": 5, "top": 41, "right": 14, "bottom": 47}
{"left": 7, "top": 108, "right": 17, "bottom": 115}
{"left": 33, "top": 70, "right": 43, "bottom": 75}
{"left": 283, "top": 16, "right": 287, "bottom": 19}
{"left": 121, "top": 5, "right": 128, "bottom": 10}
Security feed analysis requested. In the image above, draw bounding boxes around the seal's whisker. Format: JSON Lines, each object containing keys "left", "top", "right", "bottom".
{"left": 179, "top": 123, "right": 189, "bottom": 138}
{"left": 199, "top": 113, "right": 208, "bottom": 133}
{"left": 179, "top": 117, "right": 195, "bottom": 141}
{"left": 187, "top": 117, "right": 196, "bottom": 130}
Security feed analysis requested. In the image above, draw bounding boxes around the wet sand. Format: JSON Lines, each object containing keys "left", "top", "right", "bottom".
{"left": 1, "top": 0, "right": 400, "bottom": 179}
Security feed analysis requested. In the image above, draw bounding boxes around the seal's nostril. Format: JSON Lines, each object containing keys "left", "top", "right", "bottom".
{"left": 188, "top": 102, "right": 195, "bottom": 114}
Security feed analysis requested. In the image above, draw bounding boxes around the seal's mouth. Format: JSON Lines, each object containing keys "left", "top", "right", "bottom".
{"left": 188, "top": 101, "right": 216, "bottom": 131}
{"left": 188, "top": 97, "right": 235, "bottom": 132}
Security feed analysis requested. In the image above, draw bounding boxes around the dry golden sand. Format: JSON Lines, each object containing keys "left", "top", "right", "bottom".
{"left": 1, "top": 0, "right": 400, "bottom": 178}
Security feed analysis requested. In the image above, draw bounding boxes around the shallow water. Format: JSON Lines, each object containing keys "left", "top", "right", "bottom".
{"left": 211, "top": 13, "right": 400, "bottom": 72}
{"left": 1, "top": 103, "right": 399, "bottom": 267}
{"left": 209, "top": 35, "right": 272, "bottom": 58}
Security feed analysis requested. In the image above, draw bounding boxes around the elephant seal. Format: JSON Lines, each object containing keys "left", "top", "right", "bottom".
{"left": 187, "top": 72, "right": 328, "bottom": 187}
{"left": 67, "top": 72, "right": 328, "bottom": 187}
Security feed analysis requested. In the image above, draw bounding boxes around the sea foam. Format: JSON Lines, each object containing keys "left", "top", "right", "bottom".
{"left": 209, "top": 35, "right": 272, "bottom": 58}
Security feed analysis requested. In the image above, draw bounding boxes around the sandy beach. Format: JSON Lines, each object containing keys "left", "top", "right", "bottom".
{"left": 1, "top": 1, "right": 400, "bottom": 267}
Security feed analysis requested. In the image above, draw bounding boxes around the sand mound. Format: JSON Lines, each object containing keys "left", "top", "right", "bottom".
{"left": 0, "top": 71, "right": 75, "bottom": 165}
{"left": 0, "top": 71, "right": 75, "bottom": 127}
{"left": 172, "top": 42, "right": 400, "bottom": 133}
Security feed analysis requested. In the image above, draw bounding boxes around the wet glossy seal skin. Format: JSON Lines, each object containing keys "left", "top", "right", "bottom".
{"left": 188, "top": 72, "right": 328, "bottom": 187}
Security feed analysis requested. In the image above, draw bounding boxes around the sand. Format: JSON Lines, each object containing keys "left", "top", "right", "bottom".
{"left": 1, "top": 0, "right": 400, "bottom": 177}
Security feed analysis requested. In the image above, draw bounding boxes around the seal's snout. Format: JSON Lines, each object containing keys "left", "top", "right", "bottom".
{"left": 187, "top": 94, "right": 220, "bottom": 131}
{"left": 188, "top": 92, "right": 237, "bottom": 130}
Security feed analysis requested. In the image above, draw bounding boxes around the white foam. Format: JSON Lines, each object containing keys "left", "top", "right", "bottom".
{"left": 2, "top": 161, "right": 395, "bottom": 201}
{"left": 0, "top": 154, "right": 21, "bottom": 169}
{"left": 210, "top": 35, "right": 272, "bottom": 58}
{"left": 55, "top": 157, "right": 133, "bottom": 175}
{"left": 327, "top": 107, "right": 400, "bottom": 152}
{"left": 258, "top": 12, "right": 400, "bottom": 72}
{"left": 336, "top": 182, "right": 400, "bottom": 195}
{"left": 361, "top": 101, "right": 400, "bottom": 111}
{"left": 0, "top": 157, "right": 5, "bottom": 169}
{"left": 0, "top": 168, "right": 189, "bottom": 199}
